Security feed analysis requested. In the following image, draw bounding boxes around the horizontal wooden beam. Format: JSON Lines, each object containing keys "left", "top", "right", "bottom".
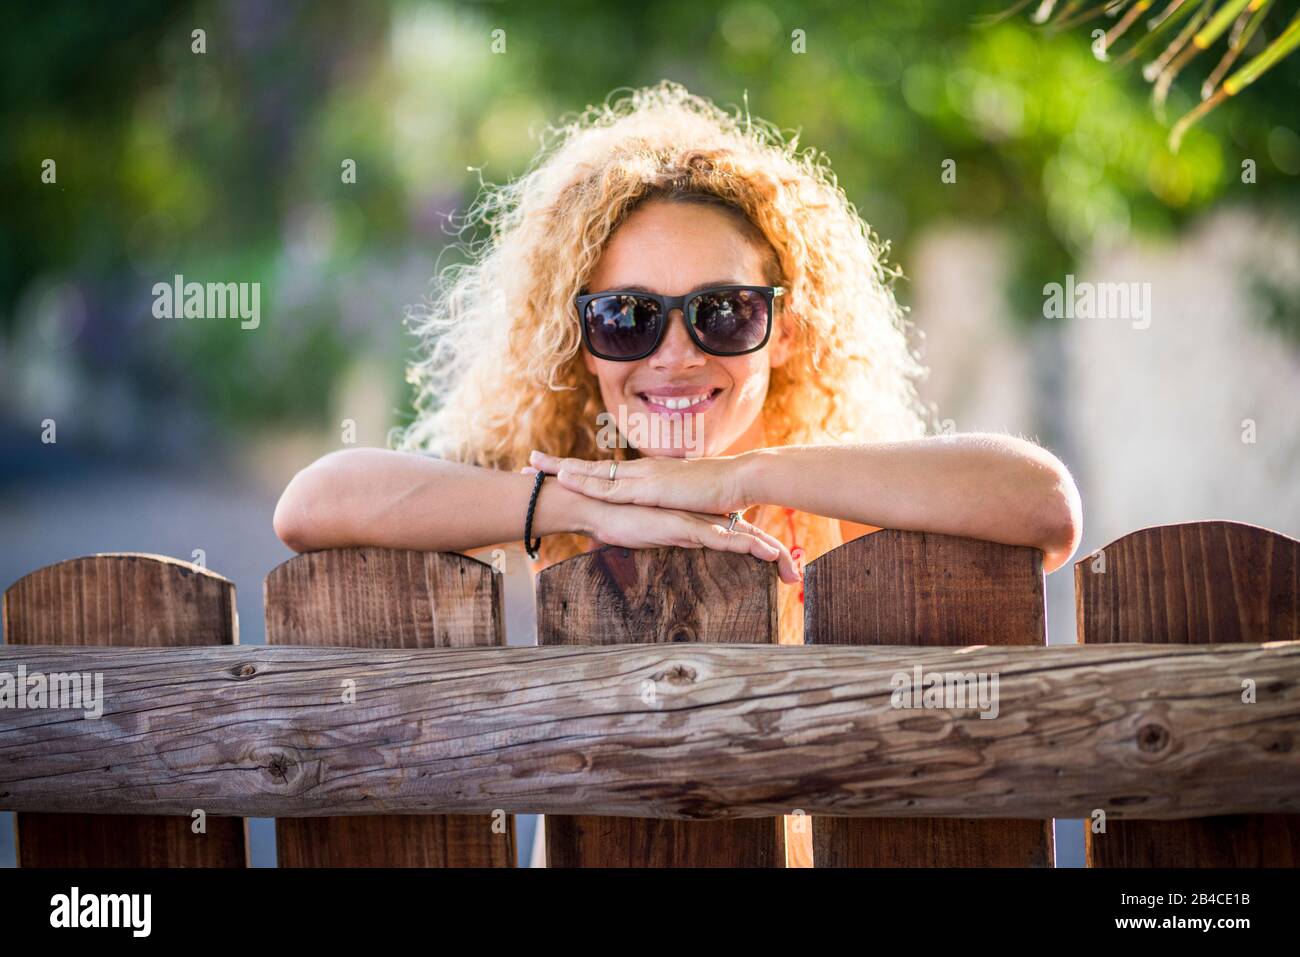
{"left": 2, "top": 642, "right": 1297, "bottom": 820}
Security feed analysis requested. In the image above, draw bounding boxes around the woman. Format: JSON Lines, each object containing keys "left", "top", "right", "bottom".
{"left": 273, "top": 82, "right": 1082, "bottom": 861}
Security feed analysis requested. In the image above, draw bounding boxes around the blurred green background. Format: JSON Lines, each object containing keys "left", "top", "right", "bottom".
{"left": 3, "top": 0, "right": 1298, "bottom": 448}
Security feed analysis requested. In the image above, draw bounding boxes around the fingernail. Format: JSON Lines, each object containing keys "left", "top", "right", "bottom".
{"left": 521, "top": 465, "right": 538, "bottom": 475}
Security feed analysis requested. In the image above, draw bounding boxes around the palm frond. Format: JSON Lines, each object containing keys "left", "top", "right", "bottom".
{"left": 1110, "top": 1, "right": 1199, "bottom": 67}
{"left": 1014, "top": 0, "right": 1300, "bottom": 150}
{"left": 1171, "top": 9, "right": 1300, "bottom": 147}
{"left": 1202, "top": 0, "right": 1273, "bottom": 97}
{"left": 1149, "top": 0, "right": 1216, "bottom": 115}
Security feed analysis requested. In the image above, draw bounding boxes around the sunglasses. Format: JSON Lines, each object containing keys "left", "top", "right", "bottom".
{"left": 576, "top": 284, "right": 785, "bottom": 361}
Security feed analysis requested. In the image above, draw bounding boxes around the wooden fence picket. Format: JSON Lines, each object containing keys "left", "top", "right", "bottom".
{"left": 535, "top": 545, "right": 784, "bottom": 867}
{"left": 263, "top": 547, "right": 515, "bottom": 867}
{"left": 3, "top": 553, "right": 247, "bottom": 867}
{"left": 1076, "top": 520, "right": 1300, "bottom": 866}
{"left": 804, "top": 529, "right": 1054, "bottom": 866}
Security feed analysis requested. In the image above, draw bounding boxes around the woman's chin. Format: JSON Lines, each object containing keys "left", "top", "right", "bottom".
{"left": 612, "top": 406, "right": 715, "bottom": 458}
{"left": 635, "top": 443, "right": 693, "bottom": 460}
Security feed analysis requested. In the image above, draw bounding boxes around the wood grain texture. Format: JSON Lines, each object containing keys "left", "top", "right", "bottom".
{"left": 264, "top": 547, "right": 513, "bottom": 867}
{"left": 6, "top": 642, "right": 1297, "bottom": 819}
{"left": 536, "top": 546, "right": 783, "bottom": 866}
{"left": 805, "top": 530, "right": 1054, "bottom": 867}
{"left": 1076, "top": 521, "right": 1298, "bottom": 644}
{"left": 803, "top": 530, "right": 1046, "bottom": 645}
{"left": 3, "top": 553, "right": 246, "bottom": 867}
{"left": 536, "top": 545, "right": 777, "bottom": 646}
{"left": 1077, "top": 520, "right": 1300, "bottom": 867}
{"left": 4, "top": 553, "right": 238, "bottom": 647}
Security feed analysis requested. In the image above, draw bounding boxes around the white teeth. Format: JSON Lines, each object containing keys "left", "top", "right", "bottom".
{"left": 646, "top": 393, "right": 711, "bottom": 410}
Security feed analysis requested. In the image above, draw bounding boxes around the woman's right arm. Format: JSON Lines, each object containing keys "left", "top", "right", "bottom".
{"left": 272, "top": 448, "right": 800, "bottom": 581}
{"left": 272, "top": 448, "right": 589, "bottom": 554}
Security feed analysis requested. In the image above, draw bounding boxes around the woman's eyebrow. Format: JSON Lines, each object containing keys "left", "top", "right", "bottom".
{"left": 603, "top": 279, "right": 746, "bottom": 294}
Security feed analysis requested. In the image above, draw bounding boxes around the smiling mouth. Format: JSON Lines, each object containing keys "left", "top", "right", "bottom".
{"left": 637, "top": 388, "right": 721, "bottom": 413}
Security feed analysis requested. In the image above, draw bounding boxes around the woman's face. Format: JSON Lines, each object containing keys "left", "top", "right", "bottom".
{"left": 581, "top": 199, "right": 792, "bottom": 458}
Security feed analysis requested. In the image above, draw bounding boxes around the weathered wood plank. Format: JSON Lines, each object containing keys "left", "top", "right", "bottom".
{"left": 537, "top": 545, "right": 777, "bottom": 645}
{"left": 4, "top": 553, "right": 238, "bottom": 646}
{"left": 3, "top": 641, "right": 1297, "bottom": 820}
{"left": 536, "top": 546, "right": 783, "bottom": 866}
{"left": 265, "top": 547, "right": 513, "bottom": 867}
{"left": 1078, "top": 520, "right": 1300, "bottom": 867}
{"left": 3, "top": 554, "right": 246, "bottom": 867}
{"left": 804, "top": 531, "right": 1046, "bottom": 644}
{"left": 1077, "top": 521, "right": 1298, "bottom": 645}
{"left": 805, "top": 530, "right": 1054, "bottom": 866}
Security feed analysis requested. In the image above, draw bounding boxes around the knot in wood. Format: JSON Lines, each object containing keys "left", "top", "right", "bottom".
{"left": 1136, "top": 722, "right": 1170, "bottom": 753}
{"left": 264, "top": 752, "right": 294, "bottom": 784}
{"left": 652, "top": 664, "right": 698, "bottom": 686}
{"left": 232, "top": 662, "right": 258, "bottom": 680}
{"left": 1264, "top": 731, "right": 1293, "bottom": 753}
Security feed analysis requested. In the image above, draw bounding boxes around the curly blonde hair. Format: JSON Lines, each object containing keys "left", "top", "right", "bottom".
{"left": 397, "top": 81, "right": 928, "bottom": 633}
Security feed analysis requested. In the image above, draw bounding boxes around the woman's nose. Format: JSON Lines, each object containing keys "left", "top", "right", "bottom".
{"left": 651, "top": 309, "right": 705, "bottom": 368}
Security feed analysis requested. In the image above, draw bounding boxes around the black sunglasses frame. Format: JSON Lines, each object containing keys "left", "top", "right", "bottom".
{"left": 575, "top": 284, "right": 785, "bottom": 362}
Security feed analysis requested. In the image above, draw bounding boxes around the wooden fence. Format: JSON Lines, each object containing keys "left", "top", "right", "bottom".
{"left": 1, "top": 520, "right": 1297, "bottom": 868}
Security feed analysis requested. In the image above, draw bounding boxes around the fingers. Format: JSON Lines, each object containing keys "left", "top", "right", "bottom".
{"left": 523, "top": 461, "right": 639, "bottom": 510}
{"left": 530, "top": 451, "right": 651, "bottom": 504}
{"left": 556, "top": 469, "right": 631, "bottom": 502}
{"left": 528, "top": 450, "right": 578, "bottom": 475}
{"left": 735, "top": 520, "right": 802, "bottom": 584}
{"left": 592, "top": 503, "right": 802, "bottom": 584}
{"left": 695, "top": 520, "right": 802, "bottom": 584}
{"left": 530, "top": 450, "right": 643, "bottom": 479}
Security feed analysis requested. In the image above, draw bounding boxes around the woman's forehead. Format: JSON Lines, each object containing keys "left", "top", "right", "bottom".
{"left": 589, "top": 201, "right": 770, "bottom": 292}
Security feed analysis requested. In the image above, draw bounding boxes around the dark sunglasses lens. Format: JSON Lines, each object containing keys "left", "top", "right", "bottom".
{"left": 583, "top": 295, "right": 662, "bottom": 359}
{"left": 689, "top": 289, "right": 770, "bottom": 354}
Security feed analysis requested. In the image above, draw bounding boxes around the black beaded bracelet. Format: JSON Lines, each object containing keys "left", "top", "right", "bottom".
{"left": 524, "top": 470, "right": 546, "bottom": 560}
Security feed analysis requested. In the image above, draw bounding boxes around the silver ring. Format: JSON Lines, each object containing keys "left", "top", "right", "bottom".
{"left": 609, "top": 460, "right": 618, "bottom": 481}
{"left": 726, "top": 511, "right": 741, "bottom": 531}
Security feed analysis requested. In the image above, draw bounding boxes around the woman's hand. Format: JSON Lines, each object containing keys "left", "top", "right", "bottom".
{"left": 584, "top": 499, "right": 802, "bottom": 584}
{"left": 529, "top": 450, "right": 750, "bottom": 515}
{"left": 529, "top": 466, "right": 799, "bottom": 583}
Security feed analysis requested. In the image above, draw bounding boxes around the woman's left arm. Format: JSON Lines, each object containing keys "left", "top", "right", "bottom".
{"left": 739, "top": 436, "right": 1082, "bottom": 572}
{"left": 531, "top": 434, "right": 1082, "bottom": 573}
